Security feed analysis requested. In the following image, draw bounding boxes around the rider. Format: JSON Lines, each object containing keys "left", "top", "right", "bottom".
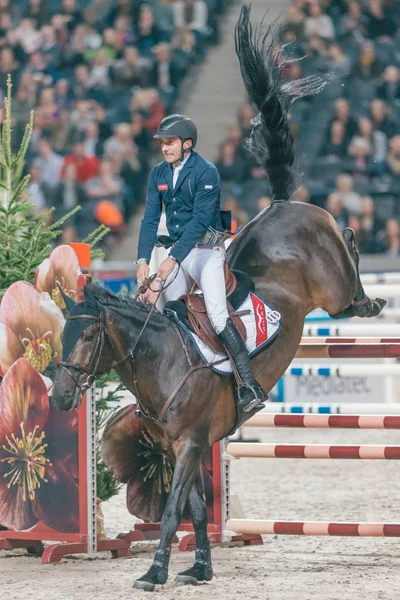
{"left": 136, "top": 114, "right": 267, "bottom": 416}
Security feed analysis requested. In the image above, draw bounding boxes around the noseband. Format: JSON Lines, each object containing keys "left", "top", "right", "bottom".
{"left": 58, "top": 313, "right": 107, "bottom": 396}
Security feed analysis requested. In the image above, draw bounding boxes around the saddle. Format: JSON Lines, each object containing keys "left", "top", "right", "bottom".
{"left": 179, "top": 263, "right": 249, "bottom": 354}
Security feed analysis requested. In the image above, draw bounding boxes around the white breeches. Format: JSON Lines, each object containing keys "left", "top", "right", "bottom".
{"left": 157, "top": 246, "right": 229, "bottom": 334}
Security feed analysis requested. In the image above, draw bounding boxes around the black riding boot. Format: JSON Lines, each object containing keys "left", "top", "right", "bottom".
{"left": 218, "top": 317, "right": 267, "bottom": 428}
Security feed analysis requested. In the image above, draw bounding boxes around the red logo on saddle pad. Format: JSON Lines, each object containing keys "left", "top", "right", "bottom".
{"left": 250, "top": 293, "right": 267, "bottom": 346}
{"left": 157, "top": 184, "right": 168, "bottom": 191}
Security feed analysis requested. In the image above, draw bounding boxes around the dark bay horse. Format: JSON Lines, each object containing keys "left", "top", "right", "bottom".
{"left": 51, "top": 7, "right": 385, "bottom": 591}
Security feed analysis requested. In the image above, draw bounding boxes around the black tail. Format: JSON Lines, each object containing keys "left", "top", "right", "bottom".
{"left": 235, "top": 6, "right": 328, "bottom": 201}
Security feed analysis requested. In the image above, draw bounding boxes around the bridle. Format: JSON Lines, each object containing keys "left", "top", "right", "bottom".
{"left": 57, "top": 280, "right": 164, "bottom": 399}
{"left": 58, "top": 312, "right": 109, "bottom": 396}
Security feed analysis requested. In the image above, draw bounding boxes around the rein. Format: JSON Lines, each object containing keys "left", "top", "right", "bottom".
{"left": 59, "top": 269, "right": 225, "bottom": 423}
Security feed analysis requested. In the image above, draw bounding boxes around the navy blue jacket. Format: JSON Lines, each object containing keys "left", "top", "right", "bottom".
{"left": 137, "top": 151, "right": 226, "bottom": 264}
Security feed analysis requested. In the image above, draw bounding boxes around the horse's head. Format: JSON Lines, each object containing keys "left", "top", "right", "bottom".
{"left": 52, "top": 285, "right": 115, "bottom": 411}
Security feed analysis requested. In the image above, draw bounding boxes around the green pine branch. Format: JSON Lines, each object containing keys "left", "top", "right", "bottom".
{"left": 0, "top": 74, "right": 122, "bottom": 501}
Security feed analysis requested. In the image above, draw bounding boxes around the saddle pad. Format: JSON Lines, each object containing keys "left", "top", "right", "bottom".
{"left": 165, "top": 292, "right": 281, "bottom": 374}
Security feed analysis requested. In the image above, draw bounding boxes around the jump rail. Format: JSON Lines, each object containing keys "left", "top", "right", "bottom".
{"left": 226, "top": 442, "right": 400, "bottom": 460}
{"left": 245, "top": 413, "right": 400, "bottom": 428}
{"left": 225, "top": 520, "right": 400, "bottom": 537}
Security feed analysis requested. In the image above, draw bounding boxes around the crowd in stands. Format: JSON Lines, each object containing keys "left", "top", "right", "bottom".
{"left": 2, "top": 0, "right": 229, "bottom": 243}
{"left": 218, "top": 0, "right": 400, "bottom": 255}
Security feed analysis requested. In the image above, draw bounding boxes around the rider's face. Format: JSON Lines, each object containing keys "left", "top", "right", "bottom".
{"left": 160, "top": 137, "right": 192, "bottom": 163}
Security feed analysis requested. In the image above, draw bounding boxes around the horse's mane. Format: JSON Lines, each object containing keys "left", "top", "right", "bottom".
{"left": 85, "top": 283, "right": 168, "bottom": 326}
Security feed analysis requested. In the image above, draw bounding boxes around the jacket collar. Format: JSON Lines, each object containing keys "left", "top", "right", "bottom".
{"left": 165, "top": 151, "right": 197, "bottom": 194}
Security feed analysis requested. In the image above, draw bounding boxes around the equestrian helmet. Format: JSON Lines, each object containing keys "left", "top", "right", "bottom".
{"left": 153, "top": 114, "right": 198, "bottom": 148}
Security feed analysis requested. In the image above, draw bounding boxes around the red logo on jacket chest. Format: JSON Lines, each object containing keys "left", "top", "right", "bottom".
{"left": 157, "top": 184, "right": 168, "bottom": 191}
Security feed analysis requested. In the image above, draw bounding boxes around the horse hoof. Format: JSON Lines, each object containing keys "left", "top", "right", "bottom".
{"left": 175, "top": 574, "right": 198, "bottom": 586}
{"left": 133, "top": 580, "right": 155, "bottom": 592}
{"left": 175, "top": 564, "right": 213, "bottom": 585}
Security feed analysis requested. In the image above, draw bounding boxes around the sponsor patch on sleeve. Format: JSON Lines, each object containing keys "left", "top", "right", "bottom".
{"left": 157, "top": 184, "right": 168, "bottom": 191}
{"left": 204, "top": 185, "right": 213, "bottom": 189}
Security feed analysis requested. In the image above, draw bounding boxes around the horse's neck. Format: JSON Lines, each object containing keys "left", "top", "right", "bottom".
{"left": 107, "top": 305, "right": 169, "bottom": 366}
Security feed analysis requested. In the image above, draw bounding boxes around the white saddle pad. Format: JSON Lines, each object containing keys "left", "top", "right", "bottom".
{"left": 167, "top": 292, "right": 281, "bottom": 374}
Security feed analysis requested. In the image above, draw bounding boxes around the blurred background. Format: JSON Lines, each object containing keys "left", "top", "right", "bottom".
{"left": 3, "top": 0, "right": 400, "bottom": 275}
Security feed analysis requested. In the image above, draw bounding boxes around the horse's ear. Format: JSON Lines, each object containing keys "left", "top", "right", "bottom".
{"left": 83, "top": 284, "right": 98, "bottom": 310}
{"left": 58, "top": 285, "right": 77, "bottom": 312}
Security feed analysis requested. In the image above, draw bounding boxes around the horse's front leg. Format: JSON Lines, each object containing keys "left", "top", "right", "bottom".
{"left": 133, "top": 438, "right": 203, "bottom": 592}
{"left": 175, "top": 468, "right": 213, "bottom": 585}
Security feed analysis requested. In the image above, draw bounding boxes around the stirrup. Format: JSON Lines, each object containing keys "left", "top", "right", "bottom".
{"left": 242, "top": 398, "right": 263, "bottom": 413}
{"left": 237, "top": 383, "right": 267, "bottom": 412}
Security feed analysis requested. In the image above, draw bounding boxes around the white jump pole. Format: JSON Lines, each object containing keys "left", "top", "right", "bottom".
{"left": 302, "top": 324, "right": 400, "bottom": 337}
{"left": 86, "top": 386, "right": 97, "bottom": 554}
{"left": 285, "top": 364, "right": 400, "bottom": 377}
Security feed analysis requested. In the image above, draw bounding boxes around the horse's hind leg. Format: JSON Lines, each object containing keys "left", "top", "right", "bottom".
{"left": 175, "top": 469, "right": 213, "bottom": 585}
{"left": 133, "top": 438, "right": 203, "bottom": 592}
{"left": 330, "top": 228, "right": 386, "bottom": 319}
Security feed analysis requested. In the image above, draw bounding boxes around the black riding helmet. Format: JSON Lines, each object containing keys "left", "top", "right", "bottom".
{"left": 153, "top": 114, "right": 198, "bottom": 148}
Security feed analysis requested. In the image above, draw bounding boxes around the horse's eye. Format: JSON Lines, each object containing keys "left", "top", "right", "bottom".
{"left": 84, "top": 334, "right": 94, "bottom": 342}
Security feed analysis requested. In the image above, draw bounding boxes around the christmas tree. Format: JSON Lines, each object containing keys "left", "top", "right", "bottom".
{"left": 0, "top": 75, "right": 121, "bottom": 504}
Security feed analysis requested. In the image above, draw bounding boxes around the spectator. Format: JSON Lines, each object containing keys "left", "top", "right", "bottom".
{"left": 73, "top": 64, "right": 91, "bottom": 101}
{"left": 386, "top": 135, "right": 400, "bottom": 180}
{"left": 365, "top": 0, "right": 396, "bottom": 41}
{"left": 94, "top": 102, "right": 113, "bottom": 144}
{"left": 335, "top": 173, "right": 362, "bottom": 215}
{"left": 53, "top": 163, "right": 88, "bottom": 242}
{"left": 215, "top": 140, "right": 246, "bottom": 189}
{"left": 350, "top": 40, "right": 384, "bottom": 79}
{"left": 14, "top": 18, "right": 43, "bottom": 54}
{"left": 173, "top": 0, "right": 209, "bottom": 57}
{"left": 304, "top": 2, "right": 335, "bottom": 41}
{"left": 257, "top": 196, "right": 272, "bottom": 212}
{"left": 293, "top": 185, "right": 310, "bottom": 203}
{"left": 24, "top": 164, "right": 49, "bottom": 214}
{"left": 12, "top": 85, "right": 34, "bottom": 127}
{"left": 320, "top": 120, "right": 347, "bottom": 159}
{"left": 370, "top": 99, "right": 398, "bottom": 139}
{"left": 328, "top": 99, "right": 358, "bottom": 145}
{"left": 135, "top": 5, "right": 164, "bottom": 57}
{"left": 34, "top": 138, "right": 63, "bottom": 190}
{"left": 60, "top": 0, "right": 83, "bottom": 32}
{"left": 110, "top": 45, "right": 150, "bottom": 91}
{"left": 54, "top": 78, "right": 74, "bottom": 110}
{"left": 40, "top": 25, "right": 62, "bottom": 69}
{"left": 223, "top": 196, "right": 249, "bottom": 228}
{"left": 381, "top": 219, "right": 400, "bottom": 255}
{"left": 325, "top": 192, "right": 349, "bottom": 230}
{"left": 281, "top": 5, "right": 305, "bottom": 43}
{"left": 324, "top": 42, "right": 351, "bottom": 79}
{"left": 150, "top": 42, "right": 183, "bottom": 109}
{"left": 0, "top": 47, "right": 21, "bottom": 90}
{"left": 82, "top": 121, "right": 102, "bottom": 158}
{"left": 345, "top": 137, "right": 374, "bottom": 180}
{"left": 338, "top": 1, "right": 367, "bottom": 41}
{"left": 68, "top": 100, "right": 96, "bottom": 145}
{"left": 23, "top": 0, "right": 50, "bottom": 28}
{"left": 87, "top": 48, "right": 111, "bottom": 89}
{"left": 86, "top": 158, "right": 124, "bottom": 214}
{"left": 377, "top": 66, "right": 400, "bottom": 107}
{"left": 104, "top": 122, "right": 135, "bottom": 158}
{"left": 355, "top": 116, "right": 387, "bottom": 172}
{"left": 359, "top": 195, "right": 386, "bottom": 253}
{"left": 153, "top": 0, "right": 175, "bottom": 40}
{"left": 347, "top": 214, "right": 363, "bottom": 247}
{"left": 62, "top": 142, "right": 99, "bottom": 183}
{"left": 133, "top": 88, "right": 165, "bottom": 136}
{"left": 25, "top": 51, "right": 52, "bottom": 88}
